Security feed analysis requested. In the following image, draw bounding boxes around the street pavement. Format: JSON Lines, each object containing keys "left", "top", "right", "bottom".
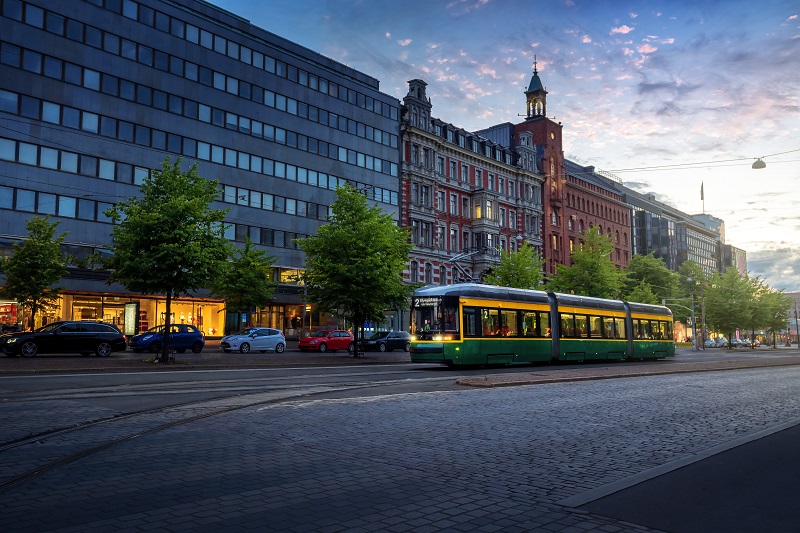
{"left": 2, "top": 346, "right": 800, "bottom": 532}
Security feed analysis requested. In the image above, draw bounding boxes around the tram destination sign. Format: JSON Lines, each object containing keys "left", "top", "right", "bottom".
{"left": 413, "top": 297, "right": 442, "bottom": 307}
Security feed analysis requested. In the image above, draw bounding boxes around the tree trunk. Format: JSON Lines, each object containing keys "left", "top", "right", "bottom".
{"left": 161, "top": 292, "right": 172, "bottom": 362}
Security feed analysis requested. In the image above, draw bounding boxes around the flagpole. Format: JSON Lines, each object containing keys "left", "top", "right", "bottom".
{"left": 701, "top": 181, "right": 705, "bottom": 213}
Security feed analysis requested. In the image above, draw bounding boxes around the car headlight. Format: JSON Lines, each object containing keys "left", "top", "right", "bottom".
{"left": 8, "top": 337, "right": 18, "bottom": 344}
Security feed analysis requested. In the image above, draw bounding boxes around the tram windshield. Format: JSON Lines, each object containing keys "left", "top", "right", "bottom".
{"left": 411, "top": 296, "right": 459, "bottom": 340}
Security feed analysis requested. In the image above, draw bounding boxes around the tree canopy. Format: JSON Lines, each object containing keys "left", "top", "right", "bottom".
{"left": 209, "top": 237, "right": 276, "bottom": 316}
{"left": 104, "top": 158, "right": 230, "bottom": 359}
{"left": 484, "top": 242, "right": 545, "bottom": 290}
{"left": 297, "top": 185, "right": 415, "bottom": 357}
{"left": 0, "top": 216, "right": 68, "bottom": 329}
{"left": 622, "top": 253, "right": 676, "bottom": 304}
{"left": 549, "top": 226, "right": 624, "bottom": 299}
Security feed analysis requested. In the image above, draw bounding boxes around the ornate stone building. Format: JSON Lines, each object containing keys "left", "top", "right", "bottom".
{"left": 400, "top": 79, "right": 545, "bottom": 285}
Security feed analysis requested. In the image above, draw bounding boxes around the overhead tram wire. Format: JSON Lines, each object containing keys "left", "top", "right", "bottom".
{"left": 605, "top": 148, "right": 800, "bottom": 173}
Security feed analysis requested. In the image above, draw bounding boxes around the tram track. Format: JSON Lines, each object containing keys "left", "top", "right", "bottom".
{"left": 0, "top": 380, "right": 392, "bottom": 493}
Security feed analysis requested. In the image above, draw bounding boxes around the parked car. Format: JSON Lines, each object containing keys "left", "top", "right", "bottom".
{"left": 128, "top": 324, "right": 204, "bottom": 354}
{"left": 1, "top": 323, "right": 21, "bottom": 334}
{"left": 359, "top": 331, "right": 411, "bottom": 352}
{"left": 3, "top": 321, "right": 127, "bottom": 357}
{"left": 298, "top": 330, "right": 354, "bottom": 353}
{"left": 703, "top": 338, "right": 717, "bottom": 348}
{"left": 220, "top": 327, "right": 285, "bottom": 353}
{"left": 716, "top": 337, "right": 729, "bottom": 348}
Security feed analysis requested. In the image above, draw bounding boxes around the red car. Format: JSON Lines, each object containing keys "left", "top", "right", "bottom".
{"left": 298, "top": 330, "right": 354, "bottom": 353}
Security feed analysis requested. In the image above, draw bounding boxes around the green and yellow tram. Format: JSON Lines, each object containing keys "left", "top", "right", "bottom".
{"left": 410, "top": 284, "right": 674, "bottom": 367}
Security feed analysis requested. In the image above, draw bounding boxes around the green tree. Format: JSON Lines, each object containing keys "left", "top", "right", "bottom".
{"left": 756, "top": 288, "right": 791, "bottom": 348}
{"left": 104, "top": 158, "right": 231, "bottom": 361}
{"left": 625, "top": 281, "right": 660, "bottom": 305}
{"left": 0, "top": 216, "right": 68, "bottom": 330}
{"left": 209, "top": 237, "right": 276, "bottom": 323}
{"left": 549, "top": 226, "right": 624, "bottom": 299}
{"left": 484, "top": 242, "right": 545, "bottom": 289}
{"left": 622, "top": 253, "right": 676, "bottom": 303}
{"left": 704, "top": 268, "right": 752, "bottom": 348}
{"left": 297, "top": 185, "right": 415, "bottom": 357}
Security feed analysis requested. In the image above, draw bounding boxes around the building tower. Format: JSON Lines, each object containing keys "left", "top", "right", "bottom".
{"left": 515, "top": 62, "right": 565, "bottom": 275}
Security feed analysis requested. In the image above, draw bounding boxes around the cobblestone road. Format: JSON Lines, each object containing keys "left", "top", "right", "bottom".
{"left": 3, "top": 365, "right": 800, "bottom": 532}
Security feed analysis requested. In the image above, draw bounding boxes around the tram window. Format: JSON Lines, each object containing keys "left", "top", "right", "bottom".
{"left": 560, "top": 314, "right": 575, "bottom": 338}
{"left": 575, "top": 315, "right": 588, "bottom": 338}
{"left": 462, "top": 307, "right": 480, "bottom": 337}
{"left": 614, "top": 318, "right": 626, "bottom": 339}
{"left": 481, "top": 309, "right": 500, "bottom": 336}
{"left": 443, "top": 306, "right": 458, "bottom": 332}
{"left": 541, "top": 312, "right": 551, "bottom": 337}
{"left": 603, "top": 317, "right": 615, "bottom": 338}
{"left": 500, "top": 310, "right": 517, "bottom": 337}
{"left": 664, "top": 320, "right": 673, "bottom": 339}
{"left": 589, "top": 316, "right": 603, "bottom": 338}
{"left": 640, "top": 320, "right": 652, "bottom": 339}
{"left": 522, "top": 311, "right": 536, "bottom": 337}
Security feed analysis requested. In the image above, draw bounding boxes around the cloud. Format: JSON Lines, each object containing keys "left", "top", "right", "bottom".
{"left": 398, "top": 39, "right": 413, "bottom": 46}
{"left": 638, "top": 43, "right": 658, "bottom": 53}
{"left": 748, "top": 246, "right": 800, "bottom": 292}
{"left": 612, "top": 25, "right": 634, "bottom": 34}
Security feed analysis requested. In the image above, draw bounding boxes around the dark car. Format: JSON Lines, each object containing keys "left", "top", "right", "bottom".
{"left": 359, "top": 331, "right": 412, "bottom": 352}
{"left": 128, "top": 324, "right": 205, "bottom": 353}
{"left": 3, "top": 321, "right": 127, "bottom": 357}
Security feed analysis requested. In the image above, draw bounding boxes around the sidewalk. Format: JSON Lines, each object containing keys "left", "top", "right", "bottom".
{"left": 2, "top": 340, "right": 799, "bottom": 376}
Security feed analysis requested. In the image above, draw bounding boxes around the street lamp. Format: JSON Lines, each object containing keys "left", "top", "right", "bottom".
{"left": 752, "top": 158, "right": 766, "bottom": 169}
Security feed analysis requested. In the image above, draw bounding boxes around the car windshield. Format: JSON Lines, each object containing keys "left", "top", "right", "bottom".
{"left": 308, "top": 331, "right": 330, "bottom": 337}
{"left": 233, "top": 329, "right": 256, "bottom": 336}
{"left": 368, "top": 332, "right": 389, "bottom": 340}
{"left": 144, "top": 326, "right": 165, "bottom": 334}
{"left": 36, "top": 323, "right": 62, "bottom": 333}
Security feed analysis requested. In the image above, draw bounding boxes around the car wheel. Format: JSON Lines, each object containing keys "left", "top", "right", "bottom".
{"left": 404, "top": 342, "right": 411, "bottom": 352}
{"left": 95, "top": 342, "right": 113, "bottom": 357}
{"left": 20, "top": 341, "right": 38, "bottom": 357}
{"left": 275, "top": 343, "right": 285, "bottom": 353}
{"left": 347, "top": 342, "right": 354, "bottom": 354}
{"left": 318, "top": 343, "right": 328, "bottom": 353}
{"left": 378, "top": 343, "right": 387, "bottom": 352}
{"left": 191, "top": 341, "right": 203, "bottom": 353}
{"left": 240, "top": 342, "right": 251, "bottom": 354}
{"left": 149, "top": 342, "right": 161, "bottom": 354}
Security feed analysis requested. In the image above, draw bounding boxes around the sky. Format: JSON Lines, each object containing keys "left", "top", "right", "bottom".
{"left": 212, "top": 0, "right": 800, "bottom": 292}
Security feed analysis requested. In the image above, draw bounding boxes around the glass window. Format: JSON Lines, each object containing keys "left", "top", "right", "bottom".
{"left": 0, "top": 42, "right": 21, "bottom": 67}
{"left": 58, "top": 196, "right": 76, "bottom": 217}
{"left": 83, "top": 69, "right": 100, "bottom": 90}
{"left": 65, "top": 19, "right": 83, "bottom": 41}
{"left": 97, "top": 202, "right": 112, "bottom": 223}
{"left": 85, "top": 26, "right": 102, "bottom": 48}
{"left": 17, "top": 190, "right": 35, "bottom": 212}
{"left": 134, "top": 166, "right": 149, "bottom": 184}
{"left": 60, "top": 152, "right": 78, "bottom": 173}
{"left": 38, "top": 192, "right": 56, "bottom": 214}
{"left": 40, "top": 147, "right": 58, "bottom": 169}
{"left": 81, "top": 112, "right": 99, "bottom": 133}
{"left": 0, "top": 138, "right": 15, "bottom": 160}
{"left": 20, "top": 95, "right": 39, "bottom": 119}
{"left": 3, "top": 0, "right": 22, "bottom": 21}
{"left": 78, "top": 198, "right": 95, "bottom": 220}
{"left": 0, "top": 186, "right": 13, "bottom": 208}
{"left": 103, "top": 33, "right": 120, "bottom": 54}
{"left": 18, "top": 142, "right": 37, "bottom": 165}
{"left": 80, "top": 155, "right": 97, "bottom": 176}
{"left": 22, "top": 50, "right": 42, "bottom": 73}
{"left": 98, "top": 159, "right": 115, "bottom": 180}
{"left": 43, "top": 56, "right": 62, "bottom": 79}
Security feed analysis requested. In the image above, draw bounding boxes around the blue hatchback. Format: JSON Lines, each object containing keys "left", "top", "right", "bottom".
{"left": 128, "top": 324, "right": 205, "bottom": 353}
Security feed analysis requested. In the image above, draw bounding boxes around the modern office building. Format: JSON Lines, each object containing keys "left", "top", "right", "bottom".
{"left": 0, "top": 0, "right": 401, "bottom": 335}
{"left": 400, "top": 79, "right": 545, "bottom": 286}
